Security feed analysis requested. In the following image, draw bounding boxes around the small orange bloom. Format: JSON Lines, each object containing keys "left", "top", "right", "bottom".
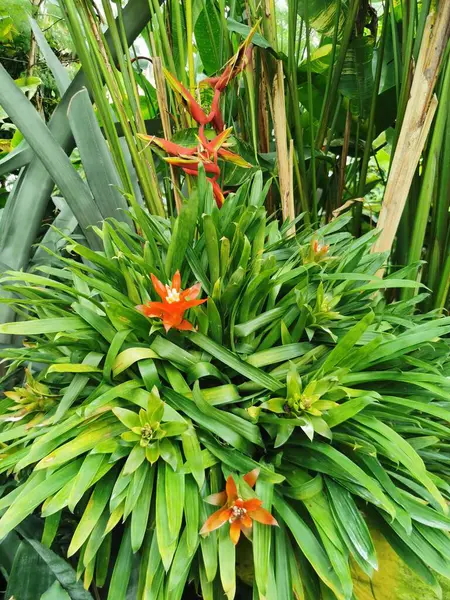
{"left": 136, "top": 271, "right": 206, "bottom": 332}
{"left": 200, "top": 469, "right": 278, "bottom": 545}
{"left": 312, "top": 239, "right": 329, "bottom": 255}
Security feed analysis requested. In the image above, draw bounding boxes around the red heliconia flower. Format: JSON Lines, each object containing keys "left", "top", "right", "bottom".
{"left": 202, "top": 23, "right": 257, "bottom": 92}
{"left": 209, "top": 178, "right": 225, "bottom": 207}
{"left": 142, "top": 136, "right": 198, "bottom": 158}
{"left": 136, "top": 271, "right": 206, "bottom": 332}
{"left": 200, "top": 469, "right": 278, "bottom": 545}
{"left": 164, "top": 69, "right": 210, "bottom": 126}
{"left": 139, "top": 128, "right": 251, "bottom": 209}
{"left": 163, "top": 156, "right": 221, "bottom": 178}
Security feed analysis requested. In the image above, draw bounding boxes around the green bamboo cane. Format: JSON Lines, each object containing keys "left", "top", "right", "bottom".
{"left": 404, "top": 52, "right": 450, "bottom": 296}
{"left": 353, "top": 0, "right": 390, "bottom": 235}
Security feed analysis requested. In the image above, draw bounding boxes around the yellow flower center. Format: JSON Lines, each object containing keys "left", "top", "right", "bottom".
{"left": 229, "top": 502, "right": 247, "bottom": 522}
{"left": 165, "top": 287, "right": 180, "bottom": 303}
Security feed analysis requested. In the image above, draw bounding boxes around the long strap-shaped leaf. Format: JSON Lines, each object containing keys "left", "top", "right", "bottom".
{"left": 0, "top": 0, "right": 154, "bottom": 334}
{"left": 0, "top": 62, "right": 103, "bottom": 248}
{"left": 67, "top": 89, "right": 132, "bottom": 226}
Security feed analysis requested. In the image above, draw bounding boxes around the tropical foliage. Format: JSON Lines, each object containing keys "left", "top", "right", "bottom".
{"left": 0, "top": 0, "right": 450, "bottom": 599}
{"left": 1, "top": 198, "right": 450, "bottom": 599}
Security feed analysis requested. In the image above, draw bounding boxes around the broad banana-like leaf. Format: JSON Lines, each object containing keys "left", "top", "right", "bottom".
{"left": 339, "top": 36, "right": 375, "bottom": 117}
{"left": 297, "top": 0, "right": 349, "bottom": 36}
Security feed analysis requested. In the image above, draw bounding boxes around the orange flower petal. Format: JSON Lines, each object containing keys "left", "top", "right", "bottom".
{"left": 243, "top": 468, "right": 260, "bottom": 488}
{"left": 226, "top": 475, "right": 237, "bottom": 501}
{"left": 248, "top": 508, "right": 278, "bottom": 526}
{"left": 205, "top": 491, "right": 227, "bottom": 506}
{"left": 176, "top": 319, "right": 195, "bottom": 331}
{"left": 242, "top": 498, "right": 262, "bottom": 512}
{"left": 200, "top": 507, "right": 232, "bottom": 534}
{"left": 179, "top": 298, "right": 207, "bottom": 311}
{"left": 230, "top": 520, "right": 242, "bottom": 545}
{"left": 180, "top": 282, "right": 202, "bottom": 301}
{"left": 151, "top": 273, "right": 167, "bottom": 300}
{"left": 171, "top": 270, "right": 181, "bottom": 292}
{"left": 241, "top": 514, "right": 253, "bottom": 529}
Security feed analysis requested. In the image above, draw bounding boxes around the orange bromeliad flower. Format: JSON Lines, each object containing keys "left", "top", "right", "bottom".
{"left": 136, "top": 271, "right": 206, "bottom": 332}
{"left": 200, "top": 469, "right": 278, "bottom": 545}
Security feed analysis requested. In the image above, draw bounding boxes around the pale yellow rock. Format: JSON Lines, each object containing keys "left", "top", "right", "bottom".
{"left": 352, "top": 528, "right": 450, "bottom": 600}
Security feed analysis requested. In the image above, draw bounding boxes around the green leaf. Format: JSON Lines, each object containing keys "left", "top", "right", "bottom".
{"left": 203, "top": 214, "right": 220, "bottom": 286}
{"left": 219, "top": 523, "right": 236, "bottom": 599}
{"left": 113, "top": 347, "right": 159, "bottom": 377}
{"left": 29, "top": 19, "right": 71, "bottom": 96}
{"left": 47, "top": 363, "right": 102, "bottom": 374}
{"left": 194, "top": 0, "right": 223, "bottom": 76}
{"left": 131, "top": 465, "right": 155, "bottom": 553}
{"left": 0, "top": 64, "right": 103, "bottom": 248}
{"left": 166, "top": 191, "right": 199, "bottom": 274}
{"left": 253, "top": 470, "right": 274, "bottom": 598}
{"left": 40, "top": 581, "right": 71, "bottom": 600}
{"left": 163, "top": 386, "right": 253, "bottom": 452}
{"left": 226, "top": 18, "right": 274, "bottom": 51}
{"left": 320, "top": 311, "right": 374, "bottom": 374}
{"left": 326, "top": 478, "right": 377, "bottom": 569}
{"left": 123, "top": 444, "right": 146, "bottom": 475}
{"left": 189, "top": 332, "right": 282, "bottom": 392}
{"left": 338, "top": 36, "right": 375, "bottom": 117}
{"left": 9, "top": 537, "right": 94, "bottom": 600}
{"left": 113, "top": 407, "right": 141, "bottom": 430}
{"left": 0, "top": 461, "right": 82, "bottom": 539}
{"left": 0, "top": 316, "right": 87, "bottom": 335}
{"left": 106, "top": 526, "right": 133, "bottom": 600}
{"left": 286, "top": 442, "right": 395, "bottom": 516}
{"left": 274, "top": 494, "right": 345, "bottom": 599}
{"left": 67, "top": 88, "right": 132, "bottom": 225}
{"left": 36, "top": 423, "right": 124, "bottom": 471}
{"left": 200, "top": 433, "right": 284, "bottom": 484}
{"left": 156, "top": 464, "right": 178, "bottom": 571}
{"left": 68, "top": 454, "right": 106, "bottom": 512}
{"left": 165, "top": 455, "right": 185, "bottom": 539}
{"left": 182, "top": 425, "right": 205, "bottom": 489}
{"left": 68, "top": 473, "right": 115, "bottom": 557}
{"left": 184, "top": 475, "right": 200, "bottom": 554}
{"left": 167, "top": 527, "right": 198, "bottom": 591}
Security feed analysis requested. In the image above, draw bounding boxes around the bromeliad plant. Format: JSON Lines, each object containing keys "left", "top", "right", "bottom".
{"left": 1, "top": 186, "right": 450, "bottom": 599}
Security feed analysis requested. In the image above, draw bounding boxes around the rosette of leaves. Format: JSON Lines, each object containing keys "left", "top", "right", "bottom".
{"left": 252, "top": 365, "right": 342, "bottom": 445}
{"left": 0, "top": 181, "right": 450, "bottom": 599}
{"left": 114, "top": 386, "right": 188, "bottom": 472}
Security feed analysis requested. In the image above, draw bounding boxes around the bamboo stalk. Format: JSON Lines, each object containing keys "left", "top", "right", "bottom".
{"left": 337, "top": 106, "right": 352, "bottom": 208}
{"left": 273, "top": 60, "right": 294, "bottom": 227}
{"left": 152, "top": 54, "right": 183, "bottom": 213}
{"left": 372, "top": 8, "right": 450, "bottom": 258}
